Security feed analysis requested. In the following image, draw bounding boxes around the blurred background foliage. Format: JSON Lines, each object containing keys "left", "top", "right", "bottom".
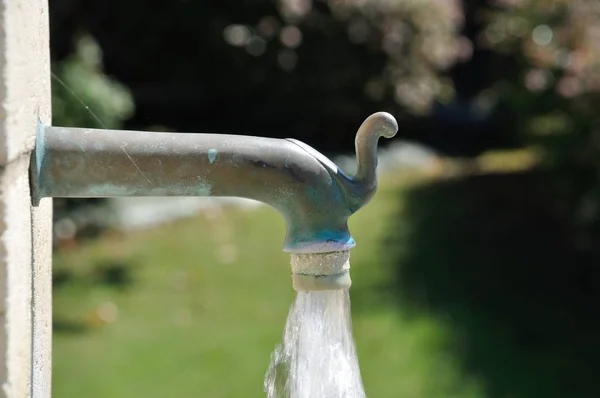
{"left": 52, "top": 34, "right": 134, "bottom": 130}
{"left": 49, "top": 0, "right": 600, "bottom": 246}
{"left": 483, "top": 0, "right": 600, "bottom": 246}
{"left": 48, "top": 0, "right": 600, "bottom": 397}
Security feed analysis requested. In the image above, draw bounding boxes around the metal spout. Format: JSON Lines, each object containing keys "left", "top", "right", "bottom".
{"left": 31, "top": 112, "right": 397, "bottom": 285}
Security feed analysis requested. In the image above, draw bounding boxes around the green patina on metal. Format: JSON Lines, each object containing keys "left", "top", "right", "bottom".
{"left": 207, "top": 148, "right": 218, "bottom": 164}
{"left": 30, "top": 112, "right": 397, "bottom": 253}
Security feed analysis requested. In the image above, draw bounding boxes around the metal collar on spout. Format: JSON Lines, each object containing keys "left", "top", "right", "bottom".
{"left": 31, "top": 112, "right": 397, "bottom": 283}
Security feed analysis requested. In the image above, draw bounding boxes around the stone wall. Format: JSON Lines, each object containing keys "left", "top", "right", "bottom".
{"left": 0, "top": 0, "right": 52, "bottom": 397}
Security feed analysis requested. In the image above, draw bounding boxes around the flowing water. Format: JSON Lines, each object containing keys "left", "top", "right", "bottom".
{"left": 264, "top": 289, "right": 365, "bottom": 398}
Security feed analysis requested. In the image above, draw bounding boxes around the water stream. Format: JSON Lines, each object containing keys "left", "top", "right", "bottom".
{"left": 264, "top": 289, "right": 365, "bottom": 398}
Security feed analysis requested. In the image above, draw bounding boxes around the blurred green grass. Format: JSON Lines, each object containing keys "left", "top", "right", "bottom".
{"left": 54, "top": 172, "right": 486, "bottom": 398}
{"left": 59, "top": 154, "right": 595, "bottom": 398}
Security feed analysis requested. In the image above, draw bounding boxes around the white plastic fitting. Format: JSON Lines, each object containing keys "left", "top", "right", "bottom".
{"left": 290, "top": 251, "right": 351, "bottom": 291}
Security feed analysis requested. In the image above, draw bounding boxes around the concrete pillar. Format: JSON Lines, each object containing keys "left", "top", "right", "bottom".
{"left": 0, "top": 0, "right": 52, "bottom": 397}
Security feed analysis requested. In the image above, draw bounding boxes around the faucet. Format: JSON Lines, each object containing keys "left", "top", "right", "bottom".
{"left": 31, "top": 112, "right": 397, "bottom": 291}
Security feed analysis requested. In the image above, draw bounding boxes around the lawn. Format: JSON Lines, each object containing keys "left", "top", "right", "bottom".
{"left": 53, "top": 171, "right": 479, "bottom": 398}
{"left": 53, "top": 158, "right": 600, "bottom": 398}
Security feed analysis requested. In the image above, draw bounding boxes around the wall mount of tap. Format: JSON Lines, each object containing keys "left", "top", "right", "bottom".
{"left": 30, "top": 112, "right": 397, "bottom": 291}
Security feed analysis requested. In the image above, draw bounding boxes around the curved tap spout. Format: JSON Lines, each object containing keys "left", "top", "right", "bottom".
{"left": 351, "top": 111, "right": 398, "bottom": 206}
{"left": 292, "top": 112, "right": 399, "bottom": 211}
{"left": 31, "top": 112, "right": 397, "bottom": 253}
